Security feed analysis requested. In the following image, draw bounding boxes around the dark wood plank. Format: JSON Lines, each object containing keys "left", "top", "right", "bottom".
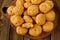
{"left": 1, "top": 16, "right": 10, "bottom": 40}
{"left": 23, "top": 37, "right": 30, "bottom": 40}
{"left": 43, "top": 35, "right": 51, "bottom": 40}
{"left": 0, "top": 0, "right": 4, "bottom": 40}
{"left": 9, "top": 27, "right": 23, "bottom": 40}
{"left": 1, "top": 0, "right": 23, "bottom": 40}
{"left": 31, "top": 39, "right": 43, "bottom": 40}
{"left": 51, "top": 23, "right": 60, "bottom": 40}
{"left": 0, "top": 0, "right": 3, "bottom": 9}
{"left": 1, "top": 0, "right": 12, "bottom": 40}
{"left": 1, "top": 0, "right": 13, "bottom": 8}
{"left": 51, "top": 0, "right": 60, "bottom": 40}
{"left": 51, "top": 26, "right": 60, "bottom": 40}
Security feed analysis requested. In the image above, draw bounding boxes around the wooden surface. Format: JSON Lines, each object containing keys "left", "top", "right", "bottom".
{"left": 0, "top": 0, "right": 60, "bottom": 40}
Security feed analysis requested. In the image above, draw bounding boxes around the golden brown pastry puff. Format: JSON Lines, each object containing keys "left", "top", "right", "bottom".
{"left": 45, "top": 10, "right": 55, "bottom": 21}
{"left": 23, "top": 16, "right": 33, "bottom": 23}
{"left": 27, "top": 5, "right": 39, "bottom": 16}
{"left": 36, "top": 13, "right": 46, "bottom": 25}
{"left": 10, "top": 15, "right": 24, "bottom": 26}
{"left": 12, "top": 6, "right": 24, "bottom": 15}
{"left": 16, "top": 26, "right": 28, "bottom": 35}
{"left": 7, "top": 6, "right": 14, "bottom": 16}
{"left": 39, "top": 0, "right": 54, "bottom": 13}
{"left": 24, "top": 2, "right": 32, "bottom": 8}
{"left": 29, "top": 24, "right": 42, "bottom": 36}
{"left": 16, "top": 0, "right": 24, "bottom": 6}
{"left": 31, "top": 0, "right": 44, "bottom": 4}
{"left": 22, "top": 23, "right": 33, "bottom": 28}
{"left": 43, "top": 21, "right": 54, "bottom": 32}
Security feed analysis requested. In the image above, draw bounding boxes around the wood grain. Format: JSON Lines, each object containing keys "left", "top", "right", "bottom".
{"left": 9, "top": 27, "right": 23, "bottom": 40}
{"left": 51, "top": 0, "right": 60, "bottom": 40}
{"left": 1, "top": 16, "right": 10, "bottom": 40}
{"left": 1, "top": 0, "right": 23, "bottom": 40}
{"left": 43, "top": 35, "right": 51, "bottom": 40}
{"left": 23, "top": 37, "right": 30, "bottom": 40}
{"left": 1, "top": 0, "right": 60, "bottom": 40}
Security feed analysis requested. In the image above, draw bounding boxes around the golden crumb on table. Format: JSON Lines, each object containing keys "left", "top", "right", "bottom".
{"left": 39, "top": 0, "right": 54, "bottom": 13}
{"left": 10, "top": 15, "right": 24, "bottom": 26}
{"left": 7, "top": 6, "right": 14, "bottom": 16}
{"left": 16, "top": 26, "right": 28, "bottom": 35}
{"left": 31, "top": 0, "right": 44, "bottom": 4}
{"left": 24, "top": 2, "right": 32, "bottom": 8}
{"left": 25, "top": 0, "right": 31, "bottom": 2}
{"left": 36, "top": 13, "right": 46, "bottom": 25}
{"left": 45, "top": 10, "right": 55, "bottom": 21}
{"left": 43, "top": 21, "right": 54, "bottom": 32}
{"left": 24, "top": 10, "right": 28, "bottom": 16}
{"left": 22, "top": 23, "right": 33, "bottom": 28}
{"left": 27, "top": 5, "right": 39, "bottom": 16}
{"left": 16, "top": 0, "right": 24, "bottom": 6}
{"left": 29, "top": 24, "right": 42, "bottom": 36}
{"left": 12, "top": 6, "right": 24, "bottom": 15}
{"left": 23, "top": 16, "right": 33, "bottom": 23}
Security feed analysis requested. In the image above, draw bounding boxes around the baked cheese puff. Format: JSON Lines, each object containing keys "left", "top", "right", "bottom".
{"left": 7, "top": 6, "right": 14, "bottom": 16}
{"left": 16, "top": 26, "right": 28, "bottom": 35}
{"left": 24, "top": 2, "right": 32, "bottom": 8}
{"left": 12, "top": 6, "right": 24, "bottom": 15}
{"left": 43, "top": 21, "right": 54, "bottom": 32}
{"left": 39, "top": 0, "right": 54, "bottom": 13}
{"left": 25, "top": 0, "right": 31, "bottom": 2}
{"left": 45, "top": 0, "right": 54, "bottom": 7}
{"left": 10, "top": 15, "right": 24, "bottom": 26}
{"left": 23, "top": 16, "right": 33, "bottom": 23}
{"left": 31, "top": 0, "right": 44, "bottom": 4}
{"left": 22, "top": 23, "right": 33, "bottom": 28}
{"left": 29, "top": 24, "right": 42, "bottom": 36}
{"left": 16, "top": 0, "right": 24, "bottom": 6}
{"left": 36, "top": 14, "right": 46, "bottom": 25}
{"left": 45, "top": 10, "right": 55, "bottom": 21}
{"left": 27, "top": 5, "right": 39, "bottom": 16}
{"left": 24, "top": 10, "right": 28, "bottom": 16}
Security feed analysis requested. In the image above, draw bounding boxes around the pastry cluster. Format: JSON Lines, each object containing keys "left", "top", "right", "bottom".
{"left": 7, "top": 0, "right": 55, "bottom": 37}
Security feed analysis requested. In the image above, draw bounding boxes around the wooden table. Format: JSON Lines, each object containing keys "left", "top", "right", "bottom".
{"left": 0, "top": 0, "right": 60, "bottom": 40}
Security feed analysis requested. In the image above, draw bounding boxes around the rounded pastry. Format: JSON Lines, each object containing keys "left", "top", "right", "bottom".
{"left": 24, "top": 2, "right": 32, "bottom": 8}
{"left": 16, "top": 26, "right": 28, "bottom": 35}
{"left": 7, "top": 6, "right": 14, "bottom": 16}
{"left": 39, "top": 0, "right": 54, "bottom": 13}
{"left": 45, "top": 0, "right": 54, "bottom": 7}
{"left": 27, "top": 5, "right": 39, "bottom": 16}
{"left": 12, "top": 6, "right": 24, "bottom": 15}
{"left": 31, "top": 0, "right": 44, "bottom": 4}
{"left": 45, "top": 10, "right": 55, "bottom": 21}
{"left": 36, "top": 14, "right": 46, "bottom": 25}
{"left": 10, "top": 15, "right": 24, "bottom": 26}
{"left": 43, "top": 21, "right": 54, "bottom": 32}
{"left": 23, "top": 16, "right": 33, "bottom": 23}
{"left": 16, "top": 0, "right": 24, "bottom": 6}
{"left": 29, "top": 24, "right": 42, "bottom": 36}
{"left": 22, "top": 23, "right": 33, "bottom": 28}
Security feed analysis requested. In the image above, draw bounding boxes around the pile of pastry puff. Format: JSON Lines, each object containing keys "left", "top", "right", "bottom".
{"left": 7, "top": 0, "right": 55, "bottom": 37}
